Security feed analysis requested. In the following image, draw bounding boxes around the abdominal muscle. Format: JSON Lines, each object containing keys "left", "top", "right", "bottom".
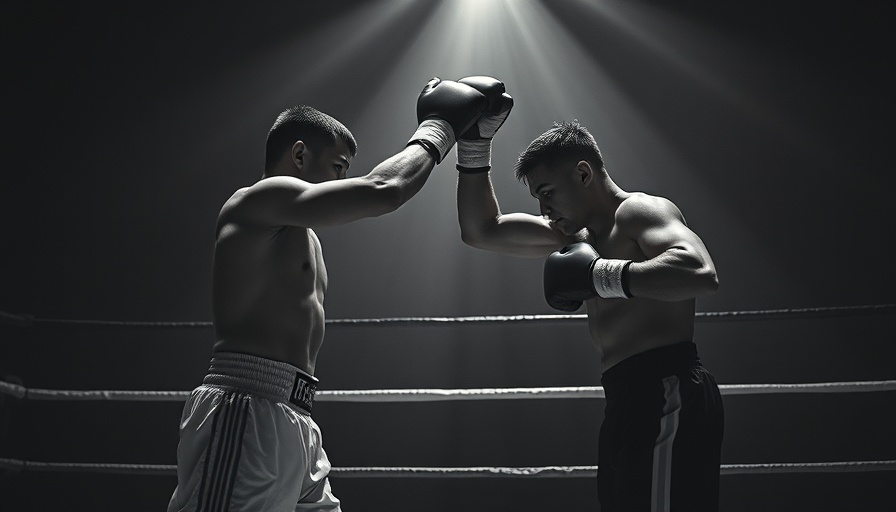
{"left": 586, "top": 296, "right": 696, "bottom": 372}
{"left": 211, "top": 225, "right": 327, "bottom": 376}
{"left": 213, "top": 300, "right": 325, "bottom": 375}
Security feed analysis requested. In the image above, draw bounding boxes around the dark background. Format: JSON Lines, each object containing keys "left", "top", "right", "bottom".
{"left": 1, "top": 1, "right": 894, "bottom": 511}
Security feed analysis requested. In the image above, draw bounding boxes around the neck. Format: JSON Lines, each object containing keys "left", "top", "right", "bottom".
{"left": 585, "top": 175, "right": 626, "bottom": 237}
{"left": 263, "top": 164, "right": 299, "bottom": 179}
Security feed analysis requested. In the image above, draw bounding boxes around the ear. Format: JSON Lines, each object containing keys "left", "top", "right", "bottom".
{"left": 291, "top": 141, "right": 307, "bottom": 171}
{"left": 574, "top": 160, "right": 594, "bottom": 188}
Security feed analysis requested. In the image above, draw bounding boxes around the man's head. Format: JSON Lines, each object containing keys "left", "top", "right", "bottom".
{"left": 515, "top": 121, "right": 606, "bottom": 235}
{"left": 265, "top": 105, "right": 358, "bottom": 182}
{"left": 514, "top": 120, "right": 603, "bottom": 182}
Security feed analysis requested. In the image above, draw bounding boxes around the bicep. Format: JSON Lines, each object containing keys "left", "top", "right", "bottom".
{"left": 473, "top": 212, "right": 573, "bottom": 258}
{"left": 457, "top": 172, "right": 573, "bottom": 257}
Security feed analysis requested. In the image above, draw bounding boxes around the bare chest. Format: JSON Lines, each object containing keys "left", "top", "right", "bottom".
{"left": 254, "top": 226, "right": 328, "bottom": 299}
{"left": 586, "top": 228, "right": 643, "bottom": 261}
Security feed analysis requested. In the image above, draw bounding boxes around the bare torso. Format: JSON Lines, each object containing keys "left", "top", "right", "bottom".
{"left": 582, "top": 196, "right": 696, "bottom": 372}
{"left": 585, "top": 296, "right": 695, "bottom": 372}
{"left": 211, "top": 188, "right": 326, "bottom": 375}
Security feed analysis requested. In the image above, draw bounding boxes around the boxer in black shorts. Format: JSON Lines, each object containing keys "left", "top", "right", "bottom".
{"left": 456, "top": 108, "right": 723, "bottom": 511}
{"left": 599, "top": 342, "right": 723, "bottom": 511}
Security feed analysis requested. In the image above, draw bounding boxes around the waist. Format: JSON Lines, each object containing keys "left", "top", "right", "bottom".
{"left": 212, "top": 335, "right": 322, "bottom": 375}
{"left": 601, "top": 341, "right": 700, "bottom": 390}
{"left": 202, "top": 351, "right": 319, "bottom": 415}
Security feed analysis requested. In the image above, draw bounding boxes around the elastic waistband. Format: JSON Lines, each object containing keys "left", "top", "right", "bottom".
{"left": 202, "top": 351, "right": 318, "bottom": 415}
{"left": 601, "top": 342, "right": 700, "bottom": 389}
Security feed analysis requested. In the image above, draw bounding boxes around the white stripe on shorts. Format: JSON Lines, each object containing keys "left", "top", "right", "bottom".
{"left": 652, "top": 375, "right": 682, "bottom": 512}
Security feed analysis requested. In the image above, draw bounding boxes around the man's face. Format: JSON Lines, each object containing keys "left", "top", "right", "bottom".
{"left": 526, "top": 163, "right": 586, "bottom": 235}
{"left": 301, "top": 138, "right": 353, "bottom": 183}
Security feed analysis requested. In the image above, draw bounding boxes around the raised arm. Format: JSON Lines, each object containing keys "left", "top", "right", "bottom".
{"left": 457, "top": 172, "right": 570, "bottom": 257}
{"left": 622, "top": 195, "right": 719, "bottom": 301}
{"left": 228, "top": 78, "right": 488, "bottom": 230}
{"left": 453, "top": 76, "right": 570, "bottom": 258}
{"left": 234, "top": 144, "right": 436, "bottom": 229}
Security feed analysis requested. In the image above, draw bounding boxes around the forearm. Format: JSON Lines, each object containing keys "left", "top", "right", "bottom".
{"left": 457, "top": 172, "right": 501, "bottom": 246}
{"left": 367, "top": 144, "right": 436, "bottom": 209}
{"left": 627, "top": 247, "right": 719, "bottom": 301}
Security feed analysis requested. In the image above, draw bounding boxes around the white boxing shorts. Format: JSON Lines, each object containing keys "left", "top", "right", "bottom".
{"left": 168, "top": 351, "right": 341, "bottom": 512}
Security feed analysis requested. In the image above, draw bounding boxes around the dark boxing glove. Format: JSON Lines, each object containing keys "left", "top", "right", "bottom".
{"left": 543, "top": 242, "right": 632, "bottom": 311}
{"left": 544, "top": 242, "right": 600, "bottom": 311}
{"left": 455, "top": 76, "right": 513, "bottom": 173}
{"left": 408, "top": 77, "right": 488, "bottom": 164}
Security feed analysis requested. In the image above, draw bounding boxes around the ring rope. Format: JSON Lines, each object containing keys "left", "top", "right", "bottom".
{"left": 2, "top": 380, "right": 894, "bottom": 403}
{"left": 1, "top": 304, "right": 894, "bottom": 329}
{"left": 1, "top": 458, "right": 893, "bottom": 477}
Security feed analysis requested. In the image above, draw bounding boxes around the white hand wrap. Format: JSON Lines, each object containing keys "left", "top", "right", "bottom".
{"left": 591, "top": 258, "right": 632, "bottom": 299}
{"left": 457, "top": 139, "right": 492, "bottom": 168}
{"left": 407, "top": 118, "right": 455, "bottom": 163}
{"left": 478, "top": 113, "right": 507, "bottom": 138}
{"left": 457, "top": 112, "right": 508, "bottom": 168}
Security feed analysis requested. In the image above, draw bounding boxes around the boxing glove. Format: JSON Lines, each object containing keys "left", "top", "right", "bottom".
{"left": 455, "top": 76, "right": 513, "bottom": 173}
{"left": 544, "top": 243, "right": 600, "bottom": 311}
{"left": 408, "top": 77, "right": 488, "bottom": 164}
{"left": 544, "top": 242, "right": 632, "bottom": 311}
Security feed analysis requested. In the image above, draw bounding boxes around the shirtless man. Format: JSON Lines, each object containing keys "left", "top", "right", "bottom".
{"left": 168, "top": 77, "right": 490, "bottom": 512}
{"left": 456, "top": 85, "right": 724, "bottom": 511}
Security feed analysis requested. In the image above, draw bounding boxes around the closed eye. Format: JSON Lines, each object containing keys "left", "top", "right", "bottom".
{"left": 335, "top": 155, "right": 351, "bottom": 179}
{"left": 533, "top": 183, "right": 553, "bottom": 199}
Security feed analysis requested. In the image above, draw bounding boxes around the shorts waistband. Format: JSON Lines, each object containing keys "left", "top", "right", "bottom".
{"left": 202, "top": 351, "right": 318, "bottom": 415}
{"left": 601, "top": 341, "right": 700, "bottom": 389}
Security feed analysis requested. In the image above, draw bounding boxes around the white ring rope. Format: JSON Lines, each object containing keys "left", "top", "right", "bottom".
{"left": 1, "top": 458, "right": 893, "bottom": 477}
{"left": 2, "top": 306, "right": 893, "bottom": 483}
{"left": 1, "top": 304, "right": 894, "bottom": 329}
{"left": 1, "top": 380, "right": 895, "bottom": 403}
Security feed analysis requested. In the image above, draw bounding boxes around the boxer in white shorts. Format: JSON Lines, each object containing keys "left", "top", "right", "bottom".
{"left": 169, "top": 352, "right": 337, "bottom": 511}
{"left": 168, "top": 80, "right": 494, "bottom": 510}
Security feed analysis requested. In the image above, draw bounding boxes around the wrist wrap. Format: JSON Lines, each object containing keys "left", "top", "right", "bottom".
{"left": 407, "top": 118, "right": 455, "bottom": 163}
{"left": 457, "top": 139, "right": 492, "bottom": 169}
{"left": 591, "top": 258, "right": 633, "bottom": 299}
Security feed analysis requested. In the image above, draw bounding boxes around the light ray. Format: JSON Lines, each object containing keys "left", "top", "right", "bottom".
{"left": 568, "top": 0, "right": 824, "bottom": 156}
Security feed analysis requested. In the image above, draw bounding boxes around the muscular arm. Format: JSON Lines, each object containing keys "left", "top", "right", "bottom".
{"left": 457, "top": 172, "right": 570, "bottom": 257}
{"left": 233, "top": 145, "right": 435, "bottom": 229}
{"left": 622, "top": 195, "right": 719, "bottom": 301}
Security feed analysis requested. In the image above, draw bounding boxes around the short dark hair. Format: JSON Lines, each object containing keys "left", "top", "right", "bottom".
{"left": 514, "top": 120, "right": 604, "bottom": 182}
{"left": 265, "top": 105, "right": 357, "bottom": 170}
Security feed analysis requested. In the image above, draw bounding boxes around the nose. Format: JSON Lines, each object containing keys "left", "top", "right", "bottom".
{"left": 539, "top": 202, "right": 551, "bottom": 217}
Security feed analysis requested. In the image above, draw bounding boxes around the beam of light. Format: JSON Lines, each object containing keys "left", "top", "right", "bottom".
{"left": 231, "top": 0, "right": 418, "bottom": 99}
{"left": 528, "top": 0, "right": 809, "bottom": 292}
{"left": 324, "top": 0, "right": 744, "bottom": 315}
{"left": 358, "top": 0, "right": 738, "bottom": 221}
{"left": 348, "top": 0, "right": 722, "bottom": 199}
{"left": 566, "top": 0, "right": 825, "bottom": 157}
{"left": 153, "top": 0, "right": 788, "bottom": 314}
{"left": 171, "top": 0, "right": 772, "bottom": 295}
{"left": 143, "top": 0, "right": 421, "bottom": 171}
{"left": 310, "top": 0, "right": 778, "bottom": 315}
